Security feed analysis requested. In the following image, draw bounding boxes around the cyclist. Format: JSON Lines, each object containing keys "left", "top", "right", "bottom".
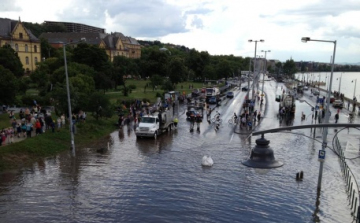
{"left": 215, "top": 111, "right": 221, "bottom": 121}
{"left": 233, "top": 113, "right": 238, "bottom": 124}
{"left": 215, "top": 112, "right": 221, "bottom": 131}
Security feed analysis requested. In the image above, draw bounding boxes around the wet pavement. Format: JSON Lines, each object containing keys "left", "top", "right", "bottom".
{"left": 0, "top": 78, "right": 356, "bottom": 222}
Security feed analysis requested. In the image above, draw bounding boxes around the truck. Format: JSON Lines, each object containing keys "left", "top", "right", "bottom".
{"left": 279, "top": 94, "right": 296, "bottom": 115}
{"left": 205, "top": 87, "right": 220, "bottom": 103}
{"left": 135, "top": 103, "right": 175, "bottom": 139}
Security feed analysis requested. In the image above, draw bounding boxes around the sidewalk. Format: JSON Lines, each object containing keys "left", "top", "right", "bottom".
{"left": 234, "top": 91, "right": 266, "bottom": 134}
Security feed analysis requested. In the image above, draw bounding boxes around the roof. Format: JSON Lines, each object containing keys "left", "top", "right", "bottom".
{"left": 0, "top": 18, "right": 16, "bottom": 37}
{"left": 0, "top": 18, "right": 38, "bottom": 41}
{"left": 39, "top": 32, "right": 105, "bottom": 45}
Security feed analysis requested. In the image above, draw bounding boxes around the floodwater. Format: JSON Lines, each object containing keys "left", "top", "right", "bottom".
{"left": 0, "top": 79, "right": 355, "bottom": 223}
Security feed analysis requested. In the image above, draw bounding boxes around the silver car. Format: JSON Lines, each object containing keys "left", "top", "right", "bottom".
{"left": 332, "top": 100, "right": 344, "bottom": 108}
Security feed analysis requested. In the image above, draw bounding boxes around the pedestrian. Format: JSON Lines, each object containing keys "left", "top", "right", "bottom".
{"left": 257, "top": 112, "right": 261, "bottom": 122}
{"left": 35, "top": 119, "right": 42, "bottom": 135}
{"left": 335, "top": 113, "right": 339, "bottom": 123}
{"left": 173, "top": 117, "right": 179, "bottom": 128}
{"left": 196, "top": 113, "right": 202, "bottom": 132}
{"left": 61, "top": 114, "right": 65, "bottom": 127}
{"left": 189, "top": 113, "right": 195, "bottom": 132}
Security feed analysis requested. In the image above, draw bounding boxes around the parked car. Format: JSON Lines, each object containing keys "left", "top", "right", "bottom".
{"left": 333, "top": 100, "right": 344, "bottom": 108}
{"left": 208, "top": 96, "right": 217, "bottom": 104}
{"left": 330, "top": 96, "right": 335, "bottom": 103}
{"left": 313, "top": 90, "right": 320, "bottom": 96}
{"left": 226, "top": 91, "right": 234, "bottom": 98}
{"left": 241, "top": 87, "right": 249, "bottom": 92}
{"left": 191, "top": 89, "right": 201, "bottom": 97}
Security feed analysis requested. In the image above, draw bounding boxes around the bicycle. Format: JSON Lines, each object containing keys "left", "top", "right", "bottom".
{"left": 211, "top": 111, "right": 222, "bottom": 124}
{"left": 228, "top": 113, "right": 239, "bottom": 125}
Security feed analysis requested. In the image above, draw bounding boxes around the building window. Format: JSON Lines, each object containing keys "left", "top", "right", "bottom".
{"left": 15, "top": 44, "right": 19, "bottom": 51}
{"left": 19, "top": 33, "right": 23, "bottom": 39}
{"left": 25, "top": 44, "right": 28, "bottom": 52}
{"left": 35, "top": 57, "right": 38, "bottom": 63}
{"left": 34, "top": 45, "right": 37, "bottom": 53}
{"left": 26, "top": 57, "right": 29, "bottom": 65}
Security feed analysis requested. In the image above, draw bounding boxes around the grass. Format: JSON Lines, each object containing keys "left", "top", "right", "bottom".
{"left": 0, "top": 113, "right": 12, "bottom": 130}
{"left": 107, "top": 79, "right": 216, "bottom": 104}
{"left": 0, "top": 115, "right": 118, "bottom": 171}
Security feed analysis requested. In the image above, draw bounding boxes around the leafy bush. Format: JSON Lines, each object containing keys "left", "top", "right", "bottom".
{"left": 128, "top": 84, "right": 136, "bottom": 90}
{"left": 21, "top": 95, "right": 47, "bottom": 106}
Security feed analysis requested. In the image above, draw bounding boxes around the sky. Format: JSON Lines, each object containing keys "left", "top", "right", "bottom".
{"left": 1, "top": 0, "right": 360, "bottom": 63}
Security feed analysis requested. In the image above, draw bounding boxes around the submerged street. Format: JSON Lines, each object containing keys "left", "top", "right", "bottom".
{"left": 0, "top": 77, "right": 357, "bottom": 222}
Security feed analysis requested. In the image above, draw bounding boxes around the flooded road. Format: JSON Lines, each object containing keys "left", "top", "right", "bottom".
{"left": 0, "top": 80, "right": 355, "bottom": 222}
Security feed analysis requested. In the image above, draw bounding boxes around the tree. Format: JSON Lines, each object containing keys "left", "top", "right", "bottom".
{"left": 150, "top": 75, "right": 163, "bottom": 90}
{"left": 216, "top": 60, "right": 232, "bottom": 80}
{"left": 275, "top": 62, "right": 283, "bottom": 74}
{"left": 0, "top": 66, "right": 18, "bottom": 104}
{"left": 70, "top": 74, "right": 95, "bottom": 95}
{"left": 283, "top": 59, "right": 298, "bottom": 78}
{"left": 0, "top": 45, "right": 24, "bottom": 77}
{"left": 168, "top": 57, "right": 186, "bottom": 84}
{"left": 85, "top": 92, "right": 113, "bottom": 120}
{"left": 51, "top": 82, "right": 80, "bottom": 116}
{"left": 40, "top": 38, "right": 57, "bottom": 59}
{"left": 71, "top": 43, "right": 109, "bottom": 72}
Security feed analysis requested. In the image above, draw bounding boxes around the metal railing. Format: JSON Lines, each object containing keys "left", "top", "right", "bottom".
{"left": 333, "top": 135, "right": 360, "bottom": 222}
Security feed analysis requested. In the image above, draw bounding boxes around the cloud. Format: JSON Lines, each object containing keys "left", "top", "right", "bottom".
{"left": 57, "top": 0, "right": 188, "bottom": 37}
{"left": 191, "top": 16, "right": 204, "bottom": 29}
{"left": 0, "top": 0, "right": 21, "bottom": 12}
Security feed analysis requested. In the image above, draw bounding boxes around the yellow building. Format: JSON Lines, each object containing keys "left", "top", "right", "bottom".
{"left": 0, "top": 18, "right": 41, "bottom": 73}
{"left": 40, "top": 32, "right": 141, "bottom": 61}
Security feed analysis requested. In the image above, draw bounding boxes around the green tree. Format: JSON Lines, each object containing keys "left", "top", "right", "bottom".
{"left": 71, "top": 43, "right": 109, "bottom": 72}
{"left": 0, "top": 66, "right": 18, "bottom": 104}
{"left": 150, "top": 74, "right": 163, "bottom": 90}
{"left": 85, "top": 92, "right": 113, "bottom": 120}
{"left": 70, "top": 74, "right": 95, "bottom": 95}
{"left": 0, "top": 45, "right": 24, "bottom": 77}
{"left": 168, "top": 57, "right": 186, "bottom": 84}
{"left": 40, "top": 38, "right": 57, "bottom": 59}
{"left": 283, "top": 59, "right": 298, "bottom": 78}
{"left": 216, "top": 60, "right": 232, "bottom": 80}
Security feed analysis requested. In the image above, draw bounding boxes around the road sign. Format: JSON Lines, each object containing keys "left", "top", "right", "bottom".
{"left": 247, "top": 121, "right": 252, "bottom": 127}
{"left": 318, "top": 150, "right": 326, "bottom": 162}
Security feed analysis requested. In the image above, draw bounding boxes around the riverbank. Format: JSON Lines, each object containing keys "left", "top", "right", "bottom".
{"left": 0, "top": 115, "right": 118, "bottom": 171}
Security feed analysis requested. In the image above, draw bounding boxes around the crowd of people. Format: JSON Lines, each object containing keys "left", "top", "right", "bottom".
{"left": 0, "top": 105, "right": 70, "bottom": 146}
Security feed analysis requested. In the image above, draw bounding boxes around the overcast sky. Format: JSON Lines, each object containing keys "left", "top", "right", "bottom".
{"left": 2, "top": 0, "right": 360, "bottom": 63}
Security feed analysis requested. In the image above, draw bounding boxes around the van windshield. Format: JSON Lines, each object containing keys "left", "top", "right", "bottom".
{"left": 206, "top": 89, "right": 214, "bottom": 93}
{"left": 141, "top": 117, "right": 156, "bottom": 123}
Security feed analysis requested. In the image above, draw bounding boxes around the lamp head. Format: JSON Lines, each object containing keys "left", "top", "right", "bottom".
{"left": 248, "top": 40, "right": 253, "bottom": 42}
{"left": 260, "top": 39, "right": 264, "bottom": 42}
{"left": 301, "top": 37, "right": 310, "bottom": 43}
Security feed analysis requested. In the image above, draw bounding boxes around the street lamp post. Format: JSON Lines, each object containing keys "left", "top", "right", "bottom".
{"left": 62, "top": 38, "right": 86, "bottom": 156}
{"left": 301, "top": 37, "right": 337, "bottom": 192}
{"left": 249, "top": 39, "right": 264, "bottom": 100}
{"left": 337, "top": 72, "right": 342, "bottom": 94}
{"left": 352, "top": 79, "right": 357, "bottom": 100}
{"left": 261, "top": 50, "right": 270, "bottom": 99}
